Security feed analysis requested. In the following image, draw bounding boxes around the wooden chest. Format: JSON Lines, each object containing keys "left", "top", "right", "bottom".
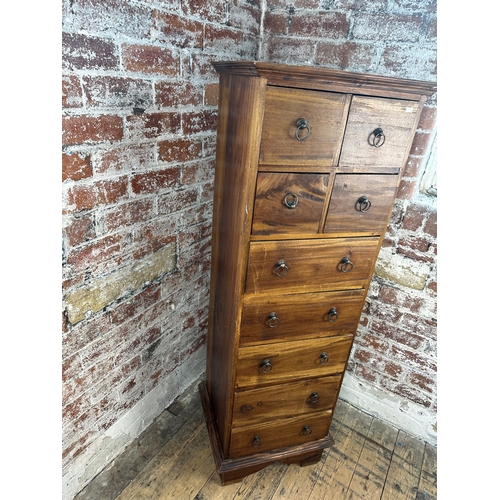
{"left": 199, "top": 61, "right": 436, "bottom": 484}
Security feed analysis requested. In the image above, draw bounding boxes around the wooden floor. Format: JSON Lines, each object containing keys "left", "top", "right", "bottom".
{"left": 74, "top": 377, "right": 437, "bottom": 500}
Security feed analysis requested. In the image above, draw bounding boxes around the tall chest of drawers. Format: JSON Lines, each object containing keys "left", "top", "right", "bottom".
{"left": 199, "top": 61, "right": 436, "bottom": 484}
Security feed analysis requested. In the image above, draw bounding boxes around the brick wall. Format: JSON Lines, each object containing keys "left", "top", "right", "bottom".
{"left": 260, "top": 0, "right": 437, "bottom": 443}
{"left": 62, "top": 1, "right": 260, "bottom": 498}
{"left": 63, "top": 1, "right": 437, "bottom": 497}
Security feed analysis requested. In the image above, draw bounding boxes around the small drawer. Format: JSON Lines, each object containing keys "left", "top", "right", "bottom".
{"left": 259, "top": 86, "right": 347, "bottom": 168}
{"left": 324, "top": 173, "right": 399, "bottom": 234}
{"left": 229, "top": 410, "right": 333, "bottom": 458}
{"left": 245, "top": 237, "right": 379, "bottom": 295}
{"left": 235, "top": 336, "right": 353, "bottom": 389}
{"left": 240, "top": 290, "right": 365, "bottom": 345}
{"left": 232, "top": 376, "right": 342, "bottom": 427}
{"left": 252, "top": 172, "right": 329, "bottom": 235}
{"left": 340, "top": 96, "right": 420, "bottom": 170}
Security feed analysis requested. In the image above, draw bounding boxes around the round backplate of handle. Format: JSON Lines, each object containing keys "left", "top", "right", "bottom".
{"left": 275, "top": 259, "right": 289, "bottom": 277}
{"left": 339, "top": 256, "right": 354, "bottom": 273}
{"left": 369, "top": 127, "right": 386, "bottom": 148}
{"left": 356, "top": 196, "right": 372, "bottom": 212}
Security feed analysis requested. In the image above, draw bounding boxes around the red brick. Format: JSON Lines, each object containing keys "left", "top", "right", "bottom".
{"left": 418, "top": 105, "right": 437, "bottom": 131}
{"left": 426, "top": 17, "right": 437, "bottom": 40}
{"left": 226, "top": 1, "right": 261, "bottom": 34}
{"left": 384, "top": 380, "right": 432, "bottom": 408}
{"left": 396, "top": 245, "right": 435, "bottom": 263}
{"left": 265, "top": 37, "right": 316, "bottom": 64}
{"left": 379, "top": 286, "right": 424, "bottom": 313}
{"left": 181, "top": 159, "right": 214, "bottom": 186}
{"left": 401, "top": 203, "right": 427, "bottom": 231}
{"left": 122, "top": 44, "right": 179, "bottom": 76}
{"left": 424, "top": 210, "right": 437, "bottom": 238}
{"left": 188, "top": 54, "right": 220, "bottom": 79}
{"left": 402, "top": 156, "right": 423, "bottom": 178}
{"left": 83, "top": 76, "right": 153, "bottom": 109}
{"left": 63, "top": 32, "right": 119, "bottom": 71}
{"left": 409, "top": 131, "right": 433, "bottom": 156}
{"left": 401, "top": 313, "right": 437, "bottom": 340}
{"left": 102, "top": 198, "right": 155, "bottom": 232}
{"left": 62, "top": 153, "right": 92, "bottom": 182}
{"left": 397, "top": 178, "right": 417, "bottom": 200}
{"left": 355, "top": 363, "right": 378, "bottom": 383}
{"left": 153, "top": 10, "right": 203, "bottom": 48}
{"left": 93, "top": 143, "right": 156, "bottom": 175}
{"left": 157, "top": 187, "right": 199, "bottom": 215}
{"left": 182, "top": 110, "right": 218, "bottom": 135}
{"left": 399, "top": 236, "right": 430, "bottom": 253}
{"left": 204, "top": 83, "right": 219, "bottom": 106}
{"left": 64, "top": 215, "right": 95, "bottom": 247}
{"left": 352, "top": 14, "right": 422, "bottom": 42}
{"left": 158, "top": 138, "right": 202, "bottom": 163}
{"left": 381, "top": 45, "right": 437, "bottom": 78}
{"left": 408, "top": 372, "right": 435, "bottom": 394}
{"left": 65, "top": 177, "right": 129, "bottom": 212}
{"left": 63, "top": 74, "right": 83, "bottom": 108}
{"left": 67, "top": 234, "right": 122, "bottom": 272}
{"left": 109, "top": 286, "right": 161, "bottom": 326}
{"left": 384, "top": 361, "right": 403, "bottom": 378}
{"left": 290, "top": 11, "right": 349, "bottom": 37}
{"left": 69, "top": 0, "right": 152, "bottom": 39}
{"left": 181, "top": 0, "right": 227, "bottom": 22}
{"left": 62, "top": 115, "right": 123, "bottom": 146}
{"left": 203, "top": 24, "right": 243, "bottom": 50}
{"left": 389, "top": 345, "right": 437, "bottom": 372}
{"left": 126, "top": 112, "right": 181, "bottom": 140}
{"left": 316, "top": 41, "right": 377, "bottom": 70}
{"left": 155, "top": 81, "right": 202, "bottom": 108}
{"left": 372, "top": 320, "right": 423, "bottom": 350}
{"left": 427, "top": 280, "right": 437, "bottom": 296}
{"left": 263, "top": 11, "right": 288, "bottom": 35}
{"left": 131, "top": 167, "right": 180, "bottom": 194}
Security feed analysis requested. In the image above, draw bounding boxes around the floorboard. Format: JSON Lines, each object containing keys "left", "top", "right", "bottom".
{"left": 73, "top": 378, "right": 437, "bottom": 500}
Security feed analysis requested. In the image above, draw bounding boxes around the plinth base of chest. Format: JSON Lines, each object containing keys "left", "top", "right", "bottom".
{"left": 198, "top": 381, "right": 334, "bottom": 485}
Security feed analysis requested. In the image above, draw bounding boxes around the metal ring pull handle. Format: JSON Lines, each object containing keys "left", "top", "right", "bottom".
{"left": 252, "top": 435, "right": 261, "bottom": 448}
{"left": 308, "top": 392, "right": 320, "bottom": 404}
{"left": 267, "top": 312, "right": 281, "bottom": 328}
{"left": 302, "top": 426, "right": 313, "bottom": 436}
{"left": 275, "top": 259, "right": 289, "bottom": 277}
{"left": 339, "top": 256, "right": 354, "bottom": 273}
{"left": 284, "top": 192, "right": 299, "bottom": 209}
{"left": 319, "top": 352, "right": 329, "bottom": 365}
{"left": 261, "top": 358, "right": 273, "bottom": 373}
{"left": 327, "top": 308, "right": 339, "bottom": 322}
{"left": 356, "top": 196, "right": 372, "bottom": 213}
{"left": 369, "top": 127, "right": 386, "bottom": 148}
{"left": 295, "top": 118, "right": 311, "bottom": 141}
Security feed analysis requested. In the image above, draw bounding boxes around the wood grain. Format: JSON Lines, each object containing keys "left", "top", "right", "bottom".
{"left": 252, "top": 172, "right": 329, "bottom": 235}
{"left": 245, "top": 237, "right": 380, "bottom": 295}
{"left": 232, "top": 375, "right": 342, "bottom": 426}
{"left": 240, "top": 289, "right": 366, "bottom": 345}
{"left": 259, "top": 86, "right": 348, "bottom": 167}
{"left": 324, "top": 173, "right": 399, "bottom": 234}
{"left": 229, "top": 411, "right": 333, "bottom": 458}
{"left": 235, "top": 335, "right": 353, "bottom": 389}
{"left": 339, "top": 96, "right": 420, "bottom": 170}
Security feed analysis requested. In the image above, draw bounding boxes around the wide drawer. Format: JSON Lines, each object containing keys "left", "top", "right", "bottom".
{"left": 235, "top": 336, "right": 353, "bottom": 389}
{"left": 240, "top": 290, "right": 365, "bottom": 345}
{"left": 232, "top": 375, "right": 342, "bottom": 427}
{"left": 252, "top": 172, "right": 329, "bottom": 235}
{"left": 339, "top": 96, "right": 419, "bottom": 169}
{"left": 245, "top": 237, "right": 379, "bottom": 295}
{"left": 229, "top": 410, "right": 333, "bottom": 458}
{"left": 259, "top": 86, "right": 347, "bottom": 168}
{"left": 324, "top": 173, "right": 399, "bottom": 234}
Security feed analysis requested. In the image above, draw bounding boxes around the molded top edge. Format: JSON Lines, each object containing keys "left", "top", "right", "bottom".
{"left": 212, "top": 61, "right": 437, "bottom": 97}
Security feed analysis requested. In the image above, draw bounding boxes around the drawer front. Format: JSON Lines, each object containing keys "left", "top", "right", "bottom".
{"left": 252, "top": 172, "right": 329, "bottom": 235}
{"left": 340, "top": 96, "right": 419, "bottom": 169}
{"left": 235, "top": 336, "right": 353, "bottom": 389}
{"left": 229, "top": 410, "right": 332, "bottom": 458}
{"left": 245, "top": 237, "right": 379, "bottom": 295}
{"left": 259, "top": 86, "right": 347, "bottom": 167}
{"left": 232, "top": 376, "right": 342, "bottom": 427}
{"left": 240, "top": 290, "right": 365, "bottom": 345}
{"left": 324, "top": 173, "right": 399, "bottom": 234}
